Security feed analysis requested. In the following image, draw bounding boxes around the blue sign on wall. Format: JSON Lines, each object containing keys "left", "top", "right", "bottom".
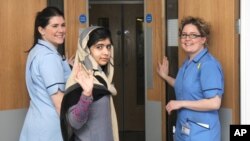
{"left": 79, "top": 14, "right": 87, "bottom": 24}
{"left": 146, "top": 14, "right": 152, "bottom": 23}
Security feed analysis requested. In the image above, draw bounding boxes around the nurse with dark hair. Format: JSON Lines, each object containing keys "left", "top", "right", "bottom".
{"left": 20, "top": 7, "right": 70, "bottom": 141}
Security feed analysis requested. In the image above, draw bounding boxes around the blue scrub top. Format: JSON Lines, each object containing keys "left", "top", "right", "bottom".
{"left": 174, "top": 48, "right": 224, "bottom": 141}
{"left": 20, "top": 39, "right": 71, "bottom": 141}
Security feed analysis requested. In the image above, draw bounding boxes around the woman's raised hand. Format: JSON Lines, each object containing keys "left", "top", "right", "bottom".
{"left": 74, "top": 63, "right": 94, "bottom": 97}
{"left": 157, "top": 56, "right": 169, "bottom": 80}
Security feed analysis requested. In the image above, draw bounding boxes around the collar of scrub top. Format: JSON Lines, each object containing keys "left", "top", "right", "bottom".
{"left": 37, "top": 39, "right": 59, "bottom": 53}
{"left": 192, "top": 47, "right": 209, "bottom": 63}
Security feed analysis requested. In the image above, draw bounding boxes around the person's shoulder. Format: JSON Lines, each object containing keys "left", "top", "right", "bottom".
{"left": 31, "top": 44, "right": 52, "bottom": 55}
{"left": 202, "top": 52, "right": 220, "bottom": 63}
{"left": 31, "top": 49, "right": 61, "bottom": 66}
{"left": 34, "top": 45, "right": 60, "bottom": 59}
{"left": 201, "top": 53, "right": 223, "bottom": 70}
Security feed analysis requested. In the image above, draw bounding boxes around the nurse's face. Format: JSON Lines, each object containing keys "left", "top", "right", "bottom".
{"left": 38, "top": 16, "right": 66, "bottom": 47}
{"left": 89, "top": 38, "right": 112, "bottom": 66}
{"left": 180, "top": 24, "right": 206, "bottom": 59}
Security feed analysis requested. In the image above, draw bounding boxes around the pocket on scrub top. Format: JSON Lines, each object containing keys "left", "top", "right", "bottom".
{"left": 187, "top": 119, "right": 211, "bottom": 141}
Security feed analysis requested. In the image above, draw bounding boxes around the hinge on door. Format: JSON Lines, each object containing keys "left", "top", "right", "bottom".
{"left": 236, "top": 19, "right": 241, "bottom": 35}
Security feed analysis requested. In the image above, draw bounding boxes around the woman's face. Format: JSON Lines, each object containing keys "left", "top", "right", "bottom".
{"left": 180, "top": 24, "right": 206, "bottom": 59}
{"left": 39, "top": 16, "right": 66, "bottom": 47}
{"left": 89, "top": 38, "right": 112, "bottom": 66}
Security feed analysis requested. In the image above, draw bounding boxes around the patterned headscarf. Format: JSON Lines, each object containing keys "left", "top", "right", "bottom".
{"left": 60, "top": 26, "right": 119, "bottom": 141}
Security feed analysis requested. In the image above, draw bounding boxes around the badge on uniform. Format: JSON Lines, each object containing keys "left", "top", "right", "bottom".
{"left": 181, "top": 123, "right": 190, "bottom": 135}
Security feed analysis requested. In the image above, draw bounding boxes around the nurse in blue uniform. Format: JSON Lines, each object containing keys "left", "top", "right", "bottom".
{"left": 157, "top": 16, "right": 224, "bottom": 141}
{"left": 19, "top": 7, "right": 71, "bottom": 141}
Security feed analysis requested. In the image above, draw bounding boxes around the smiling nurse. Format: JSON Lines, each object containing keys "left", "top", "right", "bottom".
{"left": 19, "top": 7, "right": 71, "bottom": 141}
{"left": 157, "top": 16, "right": 224, "bottom": 141}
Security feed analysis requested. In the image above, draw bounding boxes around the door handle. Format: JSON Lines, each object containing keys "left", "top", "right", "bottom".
{"left": 124, "top": 30, "right": 131, "bottom": 66}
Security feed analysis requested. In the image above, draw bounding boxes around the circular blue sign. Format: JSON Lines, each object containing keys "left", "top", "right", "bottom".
{"left": 79, "top": 14, "right": 87, "bottom": 24}
{"left": 146, "top": 14, "right": 152, "bottom": 23}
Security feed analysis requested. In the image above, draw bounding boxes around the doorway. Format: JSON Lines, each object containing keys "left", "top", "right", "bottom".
{"left": 165, "top": 1, "right": 178, "bottom": 141}
{"left": 89, "top": 2, "right": 145, "bottom": 141}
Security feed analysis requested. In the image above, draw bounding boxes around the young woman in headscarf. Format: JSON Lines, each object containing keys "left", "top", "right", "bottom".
{"left": 60, "top": 26, "right": 119, "bottom": 141}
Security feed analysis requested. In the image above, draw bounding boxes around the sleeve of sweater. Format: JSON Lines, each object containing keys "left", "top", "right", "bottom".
{"left": 67, "top": 94, "right": 93, "bottom": 129}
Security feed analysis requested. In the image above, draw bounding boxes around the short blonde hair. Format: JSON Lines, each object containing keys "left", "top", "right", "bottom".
{"left": 179, "top": 16, "right": 210, "bottom": 47}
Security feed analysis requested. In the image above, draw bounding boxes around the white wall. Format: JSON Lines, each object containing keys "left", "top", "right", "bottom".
{"left": 240, "top": 0, "right": 250, "bottom": 124}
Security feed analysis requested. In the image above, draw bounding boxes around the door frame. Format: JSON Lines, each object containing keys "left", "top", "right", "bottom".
{"left": 144, "top": 0, "right": 166, "bottom": 141}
